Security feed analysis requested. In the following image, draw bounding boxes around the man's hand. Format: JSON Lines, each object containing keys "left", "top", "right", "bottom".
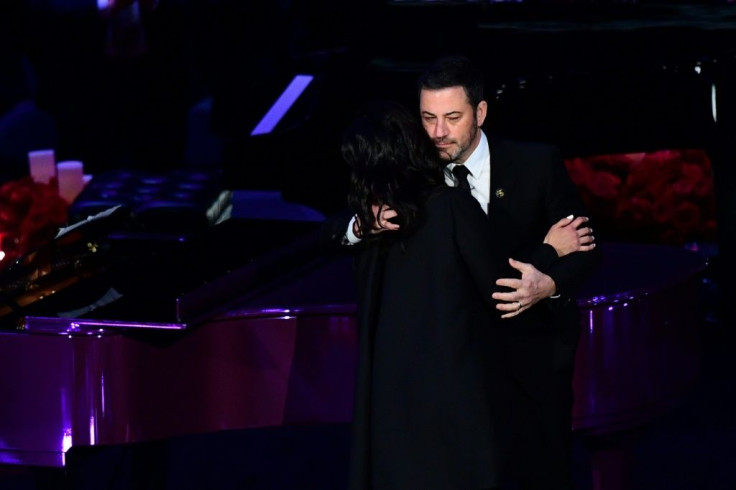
{"left": 492, "top": 259, "right": 556, "bottom": 319}
{"left": 354, "top": 204, "right": 400, "bottom": 238}
{"left": 543, "top": 215, "right": 595, "bottom": 257}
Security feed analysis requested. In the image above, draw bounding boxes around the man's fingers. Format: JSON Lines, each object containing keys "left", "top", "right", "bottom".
{"left": 372, "top": 222, "right": 400, "bottom": 232}
{"left": 498, "top": 303, "right": 527, "bottom": 319}
{"left": 492, "top": 292, "right": 516, "bottom": 303}
{"left": 496, "top": 300, "right": 523, "bottom": 310}
{"left": 378, "top": 207, "right": 399, "bottom": 229}
{"left": 379, "top": 213, "right": 399, "bottom": 230}
{"left": 495, "top": 278, "right": 521, "bottom": 290}
{"left": 507, "top": 258, "right": 531, "bottom": 273}
{"left": 370, "top": 205, "right": 400, "bottom": 232}
{"left": 494, "top": 291, "right": 533, "bottom": 308}
{"left": 373, "top": 204, "right": 397, "bottom": 218}
{"left": 501, "top": 310, "right": 523, "bottom": 319}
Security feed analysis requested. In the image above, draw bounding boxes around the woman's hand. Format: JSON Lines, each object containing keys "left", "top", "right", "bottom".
{"left": 543, "top": 215, "right": 595, "bottom": 257}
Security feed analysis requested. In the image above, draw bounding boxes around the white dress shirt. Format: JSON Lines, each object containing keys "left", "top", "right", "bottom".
{"left": 444, "top": 130, "right": 491, "bottom": 214}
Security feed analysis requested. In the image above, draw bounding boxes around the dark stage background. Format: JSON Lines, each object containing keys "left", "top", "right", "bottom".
{"left": 210, "top": 0, "right": 736, "bottom": 320}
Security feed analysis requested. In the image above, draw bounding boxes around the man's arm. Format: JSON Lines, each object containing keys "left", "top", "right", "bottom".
{"left": 491, "top": 142, "right": 601, "bottom": 316}
{"left": 492, "top": 211, "right": 598, "bottom": 317}
{"left": 538, "top": 150, "right": 603, "bottom": 299}
{"left": 318, "top": 208, "right": 356, "bottom": 251}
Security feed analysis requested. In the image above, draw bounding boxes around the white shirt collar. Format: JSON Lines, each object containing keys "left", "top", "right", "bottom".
{"left": 445, "top": 131, "right": 491, "bottom": 214}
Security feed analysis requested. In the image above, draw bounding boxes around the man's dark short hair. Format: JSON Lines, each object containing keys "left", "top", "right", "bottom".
{"left": 417, "top": 55, "right": 485, "bottom": 108}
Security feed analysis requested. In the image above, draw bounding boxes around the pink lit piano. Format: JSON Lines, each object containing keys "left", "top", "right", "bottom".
{"left": 0, "top": 218, "right": 707, "bottom": 489}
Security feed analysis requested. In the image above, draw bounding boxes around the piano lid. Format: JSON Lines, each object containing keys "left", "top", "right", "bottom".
{"left": 0, "top": 210, "right": 325, "bottom": 330}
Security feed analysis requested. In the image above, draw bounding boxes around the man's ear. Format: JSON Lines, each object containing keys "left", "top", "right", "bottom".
{"left": 476, "top": 100, "right": 488, "bottom": 127}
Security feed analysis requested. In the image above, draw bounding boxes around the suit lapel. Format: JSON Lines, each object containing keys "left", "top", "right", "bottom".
{"left": 488, "top": 137, "right": 518, "bottom": 228}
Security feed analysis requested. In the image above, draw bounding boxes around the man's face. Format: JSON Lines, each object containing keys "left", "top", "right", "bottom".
{"left": 419, "top": 86, "right": 487, "bottom": 164}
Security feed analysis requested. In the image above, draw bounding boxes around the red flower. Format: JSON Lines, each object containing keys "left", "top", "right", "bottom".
{"left": 588, "top": 170, "right": 621, "bottom": 200}
{"left": 0, "top": 177, "right": 69, "bottom": 268}
{"left": 564, "top": 148, "right": 717, "bottom": 245}
{"left": 615, "top": 196, "right": 654, "bottom": 225}
{"left": 671, "top": 201, "right": 702, "bottom": 234}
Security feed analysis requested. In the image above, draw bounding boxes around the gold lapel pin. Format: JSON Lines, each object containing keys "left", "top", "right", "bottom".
{"left": 494, "top": 188, "right": 505, "bottom": 198}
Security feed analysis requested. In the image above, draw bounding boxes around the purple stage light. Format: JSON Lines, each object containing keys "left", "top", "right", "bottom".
{"left": 250, "top": 75, "right": 314, "bottom": 136}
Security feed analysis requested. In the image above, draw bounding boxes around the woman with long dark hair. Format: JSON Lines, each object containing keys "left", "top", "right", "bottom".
{"left": 342, "top": 100, "right": 505, "bottom": 490}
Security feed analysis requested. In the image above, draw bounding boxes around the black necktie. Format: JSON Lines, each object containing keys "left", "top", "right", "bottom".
{"left": 452, "top": 165, "right": 472, "bottom": 193}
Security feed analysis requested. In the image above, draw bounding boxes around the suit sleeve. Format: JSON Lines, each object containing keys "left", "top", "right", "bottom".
{"left": 318, "top": 208, "right": 359, "bottom": 253}
{"left": 532, "top": 147, "right": 602, "bottom": 300}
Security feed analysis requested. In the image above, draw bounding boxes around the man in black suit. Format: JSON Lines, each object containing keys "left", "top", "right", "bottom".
{"left": 422, "top": 55, "right": 601, "bottom": 489}
{"left": 328, "top": 55, "right": 600, "bottom": 489}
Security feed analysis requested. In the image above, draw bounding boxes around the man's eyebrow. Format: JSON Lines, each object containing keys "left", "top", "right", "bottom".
{"left": 420, "top": 110, "right": 463, "bottom": 116}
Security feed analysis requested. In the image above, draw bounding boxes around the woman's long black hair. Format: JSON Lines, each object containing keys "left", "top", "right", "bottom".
{"left": 342, "top": 100, "right": 445, "bottom": 238}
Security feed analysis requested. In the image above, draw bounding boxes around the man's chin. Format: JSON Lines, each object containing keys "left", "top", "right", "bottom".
{"left": 437, "top": 148, "right": 455, "bottom": 162}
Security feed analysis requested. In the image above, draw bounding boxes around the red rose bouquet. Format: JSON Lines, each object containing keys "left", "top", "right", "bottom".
{"left": 565, "top": 148, "right": 717, "bottom": 245}
{"left": 0, "top": 177, "right": 69, "bottom": 269}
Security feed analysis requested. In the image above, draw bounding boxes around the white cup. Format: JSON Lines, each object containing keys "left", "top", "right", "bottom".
{"left": 56, "top": 161, "right": 86, "bottom": 203}
{"left": 28, "top": 149, "right": 57, "bottom": 184}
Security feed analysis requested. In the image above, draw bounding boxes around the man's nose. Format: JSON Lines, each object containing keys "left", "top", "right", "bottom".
{"left": 432, "top": 120, "right": 449, "bottom": 138}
